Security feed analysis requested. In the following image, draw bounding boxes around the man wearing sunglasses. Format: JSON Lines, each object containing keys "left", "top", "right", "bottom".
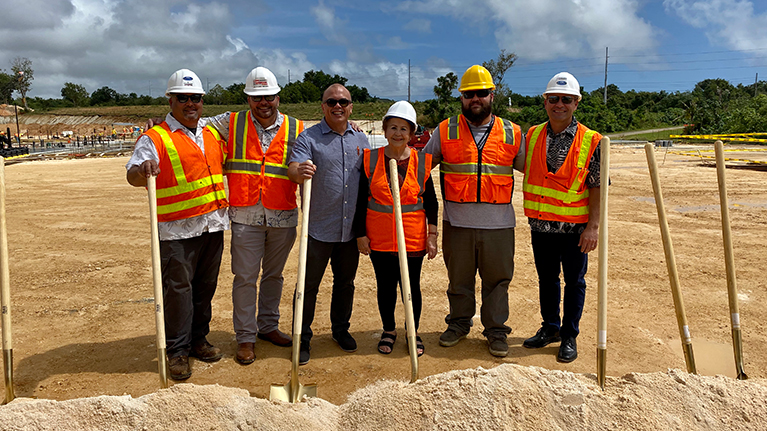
{"left": 126, "top": 69, "right": 229, "bottom": 380}
{"left": 200, "top": 67, "right": 305, "bottom": 365}
{"left": 422, "top": 65, "right": 524, "bottom": 358}
{"left": 288, "top": 83, "right": 370, "bottom": 365}
{"left": 521, "top": 72, "right": 603, "bottom": 364}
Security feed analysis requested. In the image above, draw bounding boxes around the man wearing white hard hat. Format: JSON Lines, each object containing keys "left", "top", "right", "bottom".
{"left": 127, "top": 69, "right": 229, "bottom": 380}
{"left": 202, "top": 67, "right": 304, "bottom": 365}
{"left": 422, "top": 65, "right": 524, "bottom": 358}
{"left": 353, "top": 101, "right": 439, "bottom": 357}
{"left": 521, "top": 72, "right": 603, "bottom": 363}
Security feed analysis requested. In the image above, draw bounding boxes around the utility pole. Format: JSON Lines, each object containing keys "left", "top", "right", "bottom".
{"left": 603, "top": 47, "right": 608, "bottom": 105}
{"left": 149, "top": 81, "right": 152, "bottom": 98}
{"left": 288, "top": 69, "right": 291, "bottom": 84}
{"left": 408, "top": 59, "right": 411, "bottom": 103}
{"left": 206, "top": 78, "right": 210, "bottom": 93}
{"left": 755, "top": 73, "right": 759, "bottom": 97}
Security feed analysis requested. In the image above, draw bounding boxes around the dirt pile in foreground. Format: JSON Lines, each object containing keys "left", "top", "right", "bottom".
{"left": 1, "top": 364, "right": 765, "bottom": 431}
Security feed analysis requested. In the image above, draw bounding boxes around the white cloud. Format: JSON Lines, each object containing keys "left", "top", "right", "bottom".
{"left": 664, "top": 0, "right": 767, "bottom": 50}
{"left": 311, "top": 0, "right": 348, "bottom": 45}
{"left": 403, "top": 19, "right": 432, "bottom": 33}
{"left": 397, "top": 0, "right": 659, "bottom": 60}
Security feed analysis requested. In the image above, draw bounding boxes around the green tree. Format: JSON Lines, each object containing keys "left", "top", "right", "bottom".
{"left": 0, "top": 70, "right": 14, "bottom": 104}
{"left": 61, "top": 82, "right": 90, "bottom": 107}
{"left": 347, "top": 84, "right": 370, "bottom": 102}
{"left": 90, "top": 86, "right": 118, "bottom": 105}
{"left": 11, "top": 57, "right": 33, "bottom": 110}
{"left": 303, "top": 70, "right": 347, "bottom": 95}
{"left": 206, "top": 84, "right": 225, "bottom": 105}
{"left": 222, "top": 83, "right": 247, "bottom": 105}
{"left": 433, "top": 72, "right": 458, "bottom": 101}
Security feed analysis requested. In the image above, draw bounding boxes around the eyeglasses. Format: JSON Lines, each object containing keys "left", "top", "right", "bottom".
{"left": 174, "top": 94, "right": 202, "bottom": 103}
{"left": 461, "top": 89, "right": 491, "bottom": 99}
{"left": 546, "top": 95, "right": 575, "bottom": 105}
{"left": 249, "top": 94, "right": 277, "bottom": 102}
{"left": 324, "top": 98, "right": 351, "bottom": 107}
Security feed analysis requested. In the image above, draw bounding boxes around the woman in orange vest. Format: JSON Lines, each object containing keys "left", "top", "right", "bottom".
{"left": 353, "top": 101, "right": 438, "bottom": 356}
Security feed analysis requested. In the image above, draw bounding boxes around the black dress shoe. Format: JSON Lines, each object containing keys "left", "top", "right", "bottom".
{"left": 299, "top": 344, "right": 311, "bottom": 366}
{"left": 332, "top": 331, "right": 357, "bottom": 352}
{"left": 557, "top": 337, "right": 578, "bottom": 363}
{"left": 523, "top": 326, "right": 561, "bottom": 348}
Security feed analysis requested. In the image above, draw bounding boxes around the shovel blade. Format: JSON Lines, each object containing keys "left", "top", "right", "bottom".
{"left": 269, "top": 381, "right": 317, "bottom": 403}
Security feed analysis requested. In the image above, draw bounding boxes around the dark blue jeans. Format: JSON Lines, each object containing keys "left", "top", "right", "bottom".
{"left": 531, "top": 230, "right": 588, "bottom": 339}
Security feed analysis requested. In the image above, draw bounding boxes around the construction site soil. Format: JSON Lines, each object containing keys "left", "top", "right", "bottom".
{"left": 1, "top": 146, "right": 767, "bottom": 430}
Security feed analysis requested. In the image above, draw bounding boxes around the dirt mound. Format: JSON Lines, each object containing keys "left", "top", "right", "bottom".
{"left": 1, "top": 365, "right": 765, "bottom": 430}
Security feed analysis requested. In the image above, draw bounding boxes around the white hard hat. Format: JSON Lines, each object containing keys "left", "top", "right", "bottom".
{"left": 383, "top": 101, "right": 417, "bottom": 130}
{"left": 244, "top": 67, "right": 280, "bottom": 96}
{"left": 544, "top": 72, "right": 581, "bottom": 100}
{"left": 165, "top": 69, "right": 205, "bottom": 97}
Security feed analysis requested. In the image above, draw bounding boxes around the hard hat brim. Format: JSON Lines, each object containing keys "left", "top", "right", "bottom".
{"left": 458, "top": 83, "right": 496, "bottom": 92}
{"left": 244, "top": 88, "right": 281, "bottom": 96}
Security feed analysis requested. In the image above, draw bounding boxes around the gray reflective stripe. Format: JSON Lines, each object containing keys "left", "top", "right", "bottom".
{"left": 233, "top": 110, "right": 249, "bottom": 160}
{"left": 416, "top": 153, "right": 427, "bottom": 195}
{"left": 264, "top": 164, "right": 289, "bottom": 177}
{"left": 441, "top": 162, "right": 477, "bottom": 174}
{"left": 447, "top": 116, "right": 459, "bottom": 140}
{"left": 368, "top": 148, "right": 380, "bottom": 178}
{"left": 368, "top": 200, "right": 424, "bottom": 214}
{"left": 284, "top": 116, "right": 297, "bottom": 165}
{"left": 501, "top": 118, "right": 515, "bottom": 145}
{"left": 483, "top": 164, "right": 513, "bottom": 175}
{"left": 224, "top": 160, "right": 261, "bottom": 172}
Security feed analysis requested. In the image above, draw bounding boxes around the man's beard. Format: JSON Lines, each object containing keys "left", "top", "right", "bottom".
{"left": 462, "top": 102, "right": 492, "bottom": 124}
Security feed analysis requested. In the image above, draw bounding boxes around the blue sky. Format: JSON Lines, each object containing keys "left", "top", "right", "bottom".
{"left": 1, "top": 0, "right": 765, "bottom": 101}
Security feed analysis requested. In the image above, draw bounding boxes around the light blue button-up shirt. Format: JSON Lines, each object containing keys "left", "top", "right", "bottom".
{"left": 289, "top": 118, "right": 370, "bottom": 242}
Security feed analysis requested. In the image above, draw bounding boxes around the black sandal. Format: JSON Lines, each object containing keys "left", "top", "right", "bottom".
{"left": 378, "top": 332, "right": 397, "bottom": 354}
{"left": 407, "top": 335, "right": 425, "bottom": 357}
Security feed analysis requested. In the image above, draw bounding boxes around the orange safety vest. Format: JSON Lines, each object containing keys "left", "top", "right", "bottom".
{"left": 522, "top": 122, "right": 602, "bottom": 223}
{"left": 145, "top": 122, "right": 229, "bottom": 222}
{"left": 438, "top": 115, "right": 521, "bottom": 204}
{"left": 223, "top": 111, "right": 304, "bottom": 210}
{"left": 363, "top": 148, "right": 432, "bottom": 252}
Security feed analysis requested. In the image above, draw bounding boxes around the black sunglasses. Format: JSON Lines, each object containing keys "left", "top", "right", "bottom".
{"left": 174, "top": 94, "right": 202, "bottom": 103}
{"left": 249, "top": 94, "right": 277, "bottom": 102}
{"left": 546, "top": 95, "right": 575, "bottom": 105}
{"left": 462, "top": 89, "right": 491, "bottom": 99}
{"left": 324, "top": 98, "right": 351, "bottom": 107}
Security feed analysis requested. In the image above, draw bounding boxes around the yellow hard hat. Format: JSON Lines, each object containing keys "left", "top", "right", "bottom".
{"left": 458, "top": 65, "right": 496, "bottom": 92}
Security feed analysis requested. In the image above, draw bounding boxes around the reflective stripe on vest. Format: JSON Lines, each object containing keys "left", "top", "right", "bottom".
{"left": 151, "top": 125, "right": 227, "bottom": 216}
{"left": 441, "top": 116, "right": 514, "bottom": 177}
{"left": 366, "top": 148, "right": 427, "bottom": 214}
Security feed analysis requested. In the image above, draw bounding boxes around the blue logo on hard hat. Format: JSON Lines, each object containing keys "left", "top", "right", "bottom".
{"left": 557, "top": 80, "right": 567, "bottom": 85}
{"left": 183, "top": 76, "right": 193, "bottom": 81}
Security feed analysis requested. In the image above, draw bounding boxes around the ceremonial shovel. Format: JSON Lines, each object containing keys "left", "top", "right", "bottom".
{"left": 714, "top": 141, "right": 748, "bottom": 380}
{"left": 271, "top": 163, "right": 317, "bottom": 402}
{"left": 645, "top": 143, "right": 697, "bottom": 374}
{"left": 147, "top": 176, "right": 169, "bottom": 388}
{"left": 1, "top": 158, "right": 15, "bottom": 403}
{"left": 596, "top": 137, "right": 610, "bottom": 390}
{"left": 389, "top": 158, "right": 419, "bottom": 383}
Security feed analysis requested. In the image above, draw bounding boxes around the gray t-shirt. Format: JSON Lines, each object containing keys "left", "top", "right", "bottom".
{"left": 422, "top": 117, "right": 525, "bottom": 229}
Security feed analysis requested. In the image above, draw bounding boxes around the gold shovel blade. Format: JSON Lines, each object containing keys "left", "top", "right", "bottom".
{"left": 269, "top": 381, "right": 317, "bottom": 403}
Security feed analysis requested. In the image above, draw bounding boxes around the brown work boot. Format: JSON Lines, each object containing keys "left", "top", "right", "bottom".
{"left": 236, "top": 342, "right": 256, "bottom": 365}
{"left": 169, "top": 355, "right": 191, "bottom": 380}
{"left": 190, "top": 340, "right": 222, "bottom": 362}
{"left": 257, "top": 329, "right": 293, "bottom": 347}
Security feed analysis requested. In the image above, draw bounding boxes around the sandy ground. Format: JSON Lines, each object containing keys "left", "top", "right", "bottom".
{"left": 2, "top": 145, "right": 767, "bottom": 412}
